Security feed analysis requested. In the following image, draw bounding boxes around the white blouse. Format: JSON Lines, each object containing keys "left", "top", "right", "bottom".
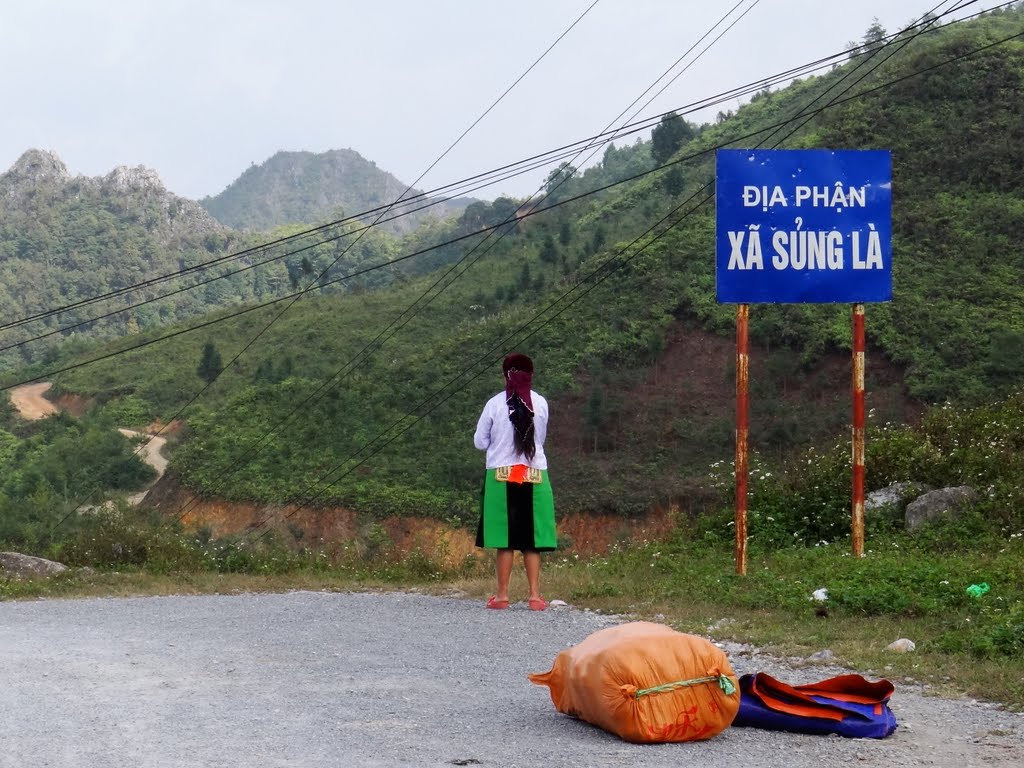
{"left": 473, "top": 390, "right": 549, "bottom": 470}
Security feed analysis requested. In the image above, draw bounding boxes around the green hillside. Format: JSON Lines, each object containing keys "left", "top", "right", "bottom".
{"left": 0, "top": 151, "right": 242, "bottom": 370}
{"left": 0, "top": 150, "right": 433, "bottom": 375}
{"left": 20, "top": 6, "right": 1024, "bottom": 522}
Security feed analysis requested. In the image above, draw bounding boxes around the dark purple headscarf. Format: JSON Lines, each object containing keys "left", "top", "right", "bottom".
{"left": 502, "top": 353, "right": 535, "bottom": 460}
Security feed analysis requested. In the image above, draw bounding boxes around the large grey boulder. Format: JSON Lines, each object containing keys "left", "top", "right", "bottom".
{"left": 0, "top": 551, "right": 69, "bottom": 580}
{"left": 905, "top": 486, "right": 980, "bottom": 530}
{"left": 865, "top": 481, "right": 933, "bottom": 515}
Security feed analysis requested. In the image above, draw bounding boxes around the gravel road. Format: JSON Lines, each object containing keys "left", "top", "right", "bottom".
{"left": 1, "top": 590, "right": 1021, "bottom": 767}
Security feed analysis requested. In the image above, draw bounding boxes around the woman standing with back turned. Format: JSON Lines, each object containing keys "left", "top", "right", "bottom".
{"left": 474, "top": 353, "right": 557, "bottom": 611}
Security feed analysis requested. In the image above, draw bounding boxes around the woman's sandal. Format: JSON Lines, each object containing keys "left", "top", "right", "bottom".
{"left": 528, "top": 597, "right": 547, "bottom": 612}
{"left": 486, "top": 596, "right": 510, "bottom": 610}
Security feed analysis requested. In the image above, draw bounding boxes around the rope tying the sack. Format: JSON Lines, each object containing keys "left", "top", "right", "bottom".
{"left": 634, "top": 674, "right": 737, "bottom": 699}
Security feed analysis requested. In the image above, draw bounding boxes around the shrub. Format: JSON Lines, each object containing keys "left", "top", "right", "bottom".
{"left": 704, "top": 392, "right": 1024, "bottom": 549}
{"left": 54, "top": 506, "right": 204, "bottom": 573}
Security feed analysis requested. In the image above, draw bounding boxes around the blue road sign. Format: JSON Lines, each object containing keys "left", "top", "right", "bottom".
{"left": 716, "top": 149, "right": 892, "bottom": 303}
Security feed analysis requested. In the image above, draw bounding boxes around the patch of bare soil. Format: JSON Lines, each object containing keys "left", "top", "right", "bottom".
{"left": 550, "top": 321, "right": 922, "bottom": 491}
{"left": 8, "top": 382, "right": 59, "bottom": 420}
{"left": 54, "top": 391, "right": 92, "bottom": 417}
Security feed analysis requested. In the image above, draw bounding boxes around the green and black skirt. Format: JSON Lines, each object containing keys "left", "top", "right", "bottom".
{"left": 476, "top": 467, "right": 557, "bottom": 552}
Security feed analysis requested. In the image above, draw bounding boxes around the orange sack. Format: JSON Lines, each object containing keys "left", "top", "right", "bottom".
{"left": 528, "top": 621, "right": 740, "bottom": 743}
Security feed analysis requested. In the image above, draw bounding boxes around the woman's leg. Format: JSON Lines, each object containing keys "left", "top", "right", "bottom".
{"left": 495, "top": 549, "right": 514, "bottom": 601}
{"left": 524, "top": 550, "right": 542, "bottom": 601}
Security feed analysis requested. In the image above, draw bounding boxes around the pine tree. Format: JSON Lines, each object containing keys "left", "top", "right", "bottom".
{"left": 197, "top": 341, "right": 223, "bottom": 384}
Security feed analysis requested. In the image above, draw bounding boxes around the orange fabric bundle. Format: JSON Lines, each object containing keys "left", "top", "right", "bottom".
{"left": 528, "top": 621, "right": 740, "bottom": 743}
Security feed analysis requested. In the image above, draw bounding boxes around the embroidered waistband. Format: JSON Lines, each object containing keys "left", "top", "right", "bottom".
{"left": 494, "top": 465, "right": 543, "bottom": 484}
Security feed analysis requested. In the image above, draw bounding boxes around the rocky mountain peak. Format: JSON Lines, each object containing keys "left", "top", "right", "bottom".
{"left": 105, "top": 164, "right": 166, "bottom": 193}
{"left": 1, "top": 149, "right": 225, "bottom": 240}
{"left": 7, "top": 149, "right": 71, "bottom": 184}
{"left": 2, "top": 149, "right": 72, "bottom": 193}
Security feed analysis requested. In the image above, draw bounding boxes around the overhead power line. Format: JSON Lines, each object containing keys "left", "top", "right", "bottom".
{"left": 4, "top": 0, "right": 1007, "bottom": 373}
{"left": 247, "top": 0, "right": 1011, "bottom": 535}
{"left": 44, "top": 0, "right": 603, "bottom": 534}
{"left": 243, "top": 0, "right": 1014, "bottom": 540}
{"left": 4, "top": 1, "right": 980, "bottom": 340}
{"left": 10, "top": 0, "right": 1014, "bottom": 396}
{"left": 35, "top": 1, "right": 1019, "bottom": 536}
{"left": 166, "top": 0, "right": 764, "bottom": 525}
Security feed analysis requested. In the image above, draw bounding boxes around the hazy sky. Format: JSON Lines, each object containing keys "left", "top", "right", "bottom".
{"left": 0, "top": 1, "right": 995, "bottom": 202}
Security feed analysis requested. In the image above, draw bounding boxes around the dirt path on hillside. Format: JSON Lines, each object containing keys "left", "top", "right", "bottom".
{"left": 8, "top": 382, "right": 59, "bottom": 419}
{"left": 118, "top": 428, "right": 168, "bottom": 504}
{"left": 7, "top": 382, "right": 167, "bottom": 504}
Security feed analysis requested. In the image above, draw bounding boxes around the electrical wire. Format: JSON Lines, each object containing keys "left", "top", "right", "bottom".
{"left": 243, "top": 0, "right": 1016, "bottom": 541}
{"left": 165, "top": 0, "right": 763, "bottom": 525}
{"left": 5, "top": 1, "right": 995, "bottom": 354}
{"left": 2, "top": 1, "right": 1007, "bottom": 362}
{"left": 43, "top": 0, "right": 603, "bottom": 534}
{"left": 2, "top": 3, "right": 600, "bottom": 337}
{"left": 3, "top": 1, "right": 971, "bottom": 340}
{"left": 10, "top": 0, "right": 1010, "bottom": 395}
{"left": 32, "top": 2, "right": 1019, "bottom": 535}
{"left": 7, "top": 0, "right": 1004, "bottom": 390}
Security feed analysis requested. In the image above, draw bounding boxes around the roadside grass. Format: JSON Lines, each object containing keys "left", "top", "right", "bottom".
{"left": 4, "top": 521, "right": 1022, "bottom": 710}
{"left": 439, "top": 537, "right": 1024, "bottom": 709}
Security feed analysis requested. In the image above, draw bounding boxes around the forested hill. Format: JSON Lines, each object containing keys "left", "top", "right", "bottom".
{"left": 0, "top": 149, "right": 415, "bottom": 372}
{"left": 0, "top": 150, "right": 246, "bottom": 369}
{"left": 32, "top": 5, "right": 1024, "bottom": 521}
{"left": 199, "top": 148, "right": 476, "bottom": 235}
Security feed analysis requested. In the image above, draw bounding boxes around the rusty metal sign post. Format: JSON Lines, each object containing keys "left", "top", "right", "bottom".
{"left": 851, "top": 304, "right": 866, "bottom": 557}
{"left": 735, "top": 304, "right": 750, "bottom": 575}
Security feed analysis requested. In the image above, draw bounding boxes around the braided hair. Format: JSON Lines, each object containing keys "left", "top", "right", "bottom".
{"left": 502, "top": 353, "right": 536, "bottom": 461}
